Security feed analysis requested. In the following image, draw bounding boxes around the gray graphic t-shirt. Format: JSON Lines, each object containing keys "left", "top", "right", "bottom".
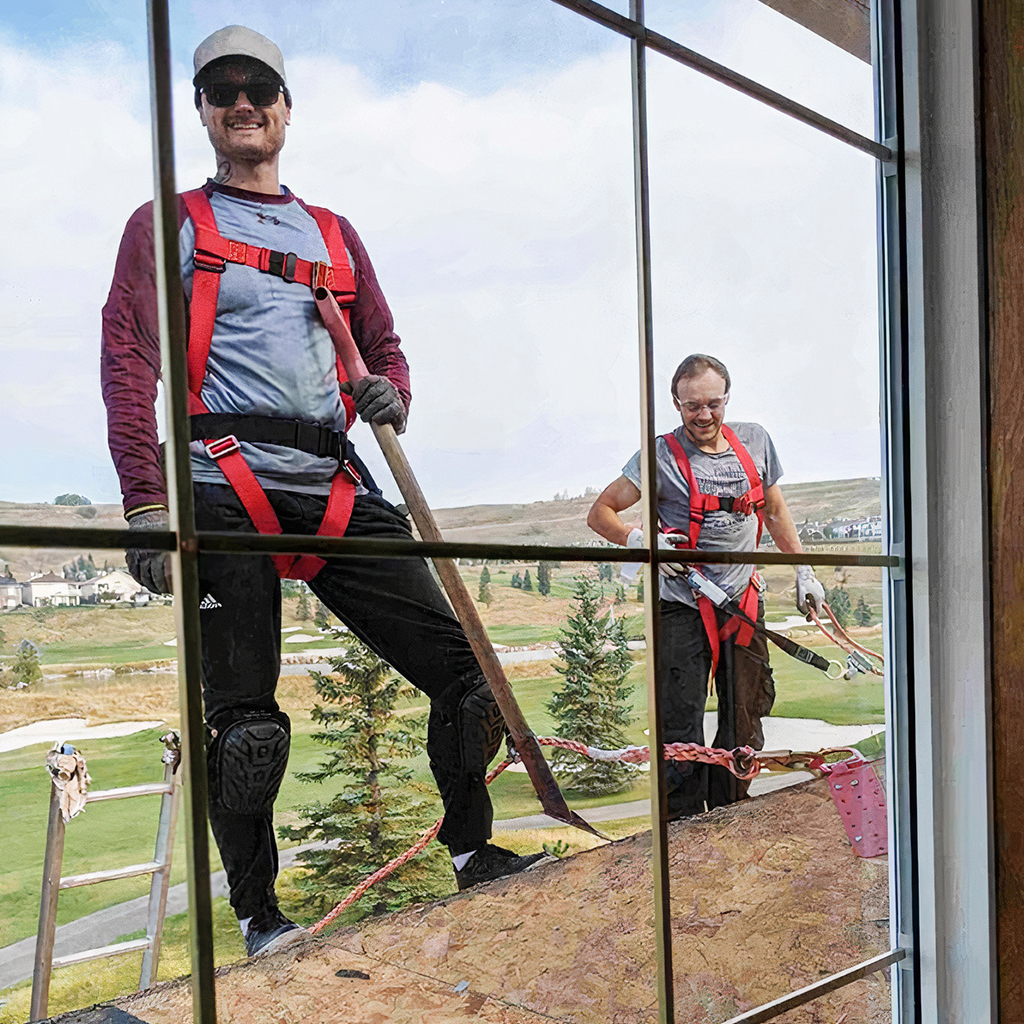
{"left": 180, "top": 188, "right": 352, "bottom": 496}
{"left": 622, "top": 422, "right": 782, "bottom": 606}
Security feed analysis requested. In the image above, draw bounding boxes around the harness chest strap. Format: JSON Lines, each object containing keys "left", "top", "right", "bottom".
{"left": 661, "top": 426, "right": 766, "bottom": 676}
{"left": 181, "top": 188, "right": 359, "bottom": 582}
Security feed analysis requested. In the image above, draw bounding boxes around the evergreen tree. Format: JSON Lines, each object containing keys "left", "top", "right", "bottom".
{"left": 478, "top": 566, "right": 491, "bottom": 601}
{"left": 615, "top": 584, "right": 626, "bottom": 605}
{"left": 510, "top": 571, "right": 522, "bottom": 589}
{"left": 547, "top": 575, "right": 637, "bottom": 795}
{"left": 85, "top": 554, "right": 97, "bottom": 579}
{"left": 522, "top": 569, "right": 533, "bottom": 591}
{"left": 0, "top": 618, "right": 6, "bottom": 647}
{"left": 53, "top": 493, "right": 91, "bottom": 506}
{"left": 314, "top": 601, "right": 331, "bottom": 629}
{"left": 537, "top": 561, "right": 552, "bottom": 597}
{"left": 278, "top": 636, "right": 447, "bottom": 919}
{"left": 598, "top": 564, "right": 613, "bottom": 583}
{"left": 826, "top": 586, "right": 852, "bottom": 628}
{"left": 854, "top": 595, "right": 874, "bottom": 626}
{"left": 296, "top": 590, "right": 311, "bottom": 621}
{"left": 12, "top": 640, "right": 42, "bottom": 687}
{"left": 636, "top": 574, "right": 644, "bottom": 602}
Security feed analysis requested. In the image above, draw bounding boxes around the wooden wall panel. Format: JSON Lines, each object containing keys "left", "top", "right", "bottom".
{"left": 981, "top": 0, "right": 1024, "bottom": 1019}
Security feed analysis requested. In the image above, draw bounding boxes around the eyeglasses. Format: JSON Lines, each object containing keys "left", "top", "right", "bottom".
{"left": 203, "top": 81, "right": 283, "bottom": 108}
{"left": 679, "top": 397, "right": 728, "bottom": 415}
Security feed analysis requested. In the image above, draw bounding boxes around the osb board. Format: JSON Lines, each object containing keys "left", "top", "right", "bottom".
{"left": 101, "top": 779, "right": 888, "bottom": 1024}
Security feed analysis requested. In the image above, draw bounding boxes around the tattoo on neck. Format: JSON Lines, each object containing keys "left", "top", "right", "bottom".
{"left": 214, "top": 160, "right": 233, "bottom": 184}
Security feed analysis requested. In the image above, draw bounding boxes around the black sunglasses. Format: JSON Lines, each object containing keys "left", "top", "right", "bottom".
{"left": 203, "top": 81, "right": 283, "bottom": 108}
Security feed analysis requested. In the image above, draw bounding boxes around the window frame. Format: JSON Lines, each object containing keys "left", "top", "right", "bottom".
{"left": 2, "top": 0, "right": 950, "bottom": 1019}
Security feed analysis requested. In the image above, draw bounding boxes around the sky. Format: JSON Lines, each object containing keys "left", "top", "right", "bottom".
{"left": 0, "top": 0, "right": 879, "bottom": 510}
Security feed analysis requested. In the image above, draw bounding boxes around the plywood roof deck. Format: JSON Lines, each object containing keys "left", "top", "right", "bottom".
{"left": 53, "top": 778, "right": 890, "bottom": 1024}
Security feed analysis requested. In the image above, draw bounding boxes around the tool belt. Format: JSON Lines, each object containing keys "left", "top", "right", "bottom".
{"left": 190, "top": 414, "right": 351, "bottom": 463}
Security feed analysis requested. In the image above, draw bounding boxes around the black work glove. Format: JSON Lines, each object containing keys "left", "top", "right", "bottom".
{"left": 125, "top": 509, "right": 173, "bottom": 595}
{"left": 351, "top": 374, "right": 407, "bottom": 434}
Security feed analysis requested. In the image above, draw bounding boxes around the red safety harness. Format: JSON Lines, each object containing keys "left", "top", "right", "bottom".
{"left": 661, "top": 425, "right": 766, "bottom": 677}
{"left": 182, "top": 188, "right": 361, "bottom": 582}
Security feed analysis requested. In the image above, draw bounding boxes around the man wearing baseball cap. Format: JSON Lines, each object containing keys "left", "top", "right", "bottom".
{"left": 102, "top": 25, "right": 547, "bottom": 958}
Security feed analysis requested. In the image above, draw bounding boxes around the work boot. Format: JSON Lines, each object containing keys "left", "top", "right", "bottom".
{"left": 454, "top": 844, "right": 550, "bottom": 891}
{"left": 243, "top": 908, "right": 309, "bottom": 957}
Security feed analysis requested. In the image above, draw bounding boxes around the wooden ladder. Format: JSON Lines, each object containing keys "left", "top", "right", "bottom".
{"left": 29, "top": 730, "right": 183, "bottom": 1022}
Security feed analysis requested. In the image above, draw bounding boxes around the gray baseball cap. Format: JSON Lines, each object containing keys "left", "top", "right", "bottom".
{"left": 193, "top": 26, "right": 287, "bottom": 84}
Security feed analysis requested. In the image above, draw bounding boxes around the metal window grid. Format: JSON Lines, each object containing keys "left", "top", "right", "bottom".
{"left": 0, "top": 1, "right": 910, "bottom": 1021}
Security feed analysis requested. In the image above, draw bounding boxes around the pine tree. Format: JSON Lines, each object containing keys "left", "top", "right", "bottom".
{"left": 636, "top": 574, "right": 644, "bottom": 602}
{"left": 510, "top": 571, "right": 522, "bottom": 589}
{"left": 314, "top": 601, "right": 331, "bottom": 629}
{"left": 278, "top": 636, "right": 448, "bottom": 920}
{"left": 296, "top": 590, "right": 311, "bottom": 621}
{"left": 522, "top": 570, "right": 533, "bottom": 592}
{"left": 854, "top": 595, "right": 874, "bottom": 626}
{"left": 537, "top": 561, "right": 552, "bottom": 597}
{"left": 12, "top": 640, "right": 42, "bottom": 687}
{"left": 826, "top": 586, "right": 853, "bottom": 628}
{"left": 478, "top": 566, "right": 491, "bottom": 600}
{"left": 85, "top": 555, "right": 97, "bottom": 579}
{"left": 547, "top": 575, "right": 637, "bottom": 795}
{"left": 615, "top": 584, "right": 626, "bottom": 605}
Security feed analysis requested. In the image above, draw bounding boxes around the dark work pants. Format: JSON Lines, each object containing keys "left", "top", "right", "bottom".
{"left": 194, "top": 482, "right": 494, "bottom": 919}
{"left": 658, "top": 599, "right": 775, "bottom": 817}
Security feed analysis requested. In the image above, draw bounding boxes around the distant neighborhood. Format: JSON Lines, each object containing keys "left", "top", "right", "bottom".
{"left": 0, "top": 568, "right": 164, "bottom": 610}
{"left": 761, "top": 515, "right": 884, "bottom": 545}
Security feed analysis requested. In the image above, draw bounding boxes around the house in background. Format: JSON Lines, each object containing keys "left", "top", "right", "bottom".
{"left": 21, "top": 572, "right": 80, "bottom": 608}
{"left": 0, "top": 575, "right": 22, "bottom": 610}
{"left": 77, "top": 569, "right": 145, "bottom": 603}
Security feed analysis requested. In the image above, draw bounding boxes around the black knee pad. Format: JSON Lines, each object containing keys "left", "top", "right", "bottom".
{"left": 208, "top": 711, "right": 290, "bottom": 814}
{"left": 457, "top": 679, "right": 505, "bottom": 775}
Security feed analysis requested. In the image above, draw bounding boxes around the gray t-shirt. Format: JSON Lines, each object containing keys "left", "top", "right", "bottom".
{"left": 622, "top": 422, "right": 782, "bottom": 606}
{"left": 180, "top": 187, "right": 352, "bottom": 496}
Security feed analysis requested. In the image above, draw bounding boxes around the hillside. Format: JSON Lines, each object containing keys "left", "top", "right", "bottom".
{"left": 57, "top": 778, "right": 890, "bottom": 1024}
{"left": 0, "top": 479, "right": 881, "bottom": 578}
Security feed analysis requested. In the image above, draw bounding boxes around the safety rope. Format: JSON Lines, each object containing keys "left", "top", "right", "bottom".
{"left": 307, "top": 735, "right": 845, "bottom": 934}
{"left": 808, "top": 602, "right": 884, "bottom": 678}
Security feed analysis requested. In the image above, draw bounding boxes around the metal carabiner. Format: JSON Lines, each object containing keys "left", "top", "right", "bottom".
{"left": 825, "top": 660, "right": 846, "bottom": 680}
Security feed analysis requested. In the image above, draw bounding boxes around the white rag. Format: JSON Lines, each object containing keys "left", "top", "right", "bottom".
{"left": 45, "top": 747, "right": 91, "bottom": 822}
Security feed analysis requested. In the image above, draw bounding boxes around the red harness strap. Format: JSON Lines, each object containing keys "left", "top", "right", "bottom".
{"left": 181, "top": 188, "right": 360, "bottom": 582}
{"left": 662, "top": 425, "right": 766, "bottom": 677}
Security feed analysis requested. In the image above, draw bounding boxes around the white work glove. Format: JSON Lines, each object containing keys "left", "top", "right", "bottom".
{"left": 795, "top": 564, "right": 825, "bottom": 618}
{"left": 626, "top": 528, "right": 683, "bottom": 578}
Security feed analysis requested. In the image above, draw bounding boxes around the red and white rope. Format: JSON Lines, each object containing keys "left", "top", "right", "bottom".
{"left": 309, "top": 737, "right": 758, "bottom": 933}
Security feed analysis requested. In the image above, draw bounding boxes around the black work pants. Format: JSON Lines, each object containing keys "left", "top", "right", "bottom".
{"left": 194, "top": 482, "right": 494, "bottom": 920}
{"left": 658, "top": 598, "right": 775, "bottom": 817}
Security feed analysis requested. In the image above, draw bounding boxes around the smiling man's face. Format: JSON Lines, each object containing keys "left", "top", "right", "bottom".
{"left": 198, "top": 62, "right": 290, "bottom": 169}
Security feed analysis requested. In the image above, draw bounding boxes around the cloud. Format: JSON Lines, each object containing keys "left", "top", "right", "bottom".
{"left": 0, "top": 9, "right": 881, "bottom": 508}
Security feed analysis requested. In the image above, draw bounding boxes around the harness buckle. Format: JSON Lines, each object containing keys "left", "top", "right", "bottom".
{"left": 204, "top": 435, "right": 241, "bottom": 460}
{"left": 268, "top": 250, "right": 299, "bottom": 283}
{"left": 312, "top": 260, "right": 333, "bottom": 291}
{"left": 194, "top": 252, "right": 226, "bottom": 274}
{"left": 341, "top": 460, "right": 362, "bottom": 485}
